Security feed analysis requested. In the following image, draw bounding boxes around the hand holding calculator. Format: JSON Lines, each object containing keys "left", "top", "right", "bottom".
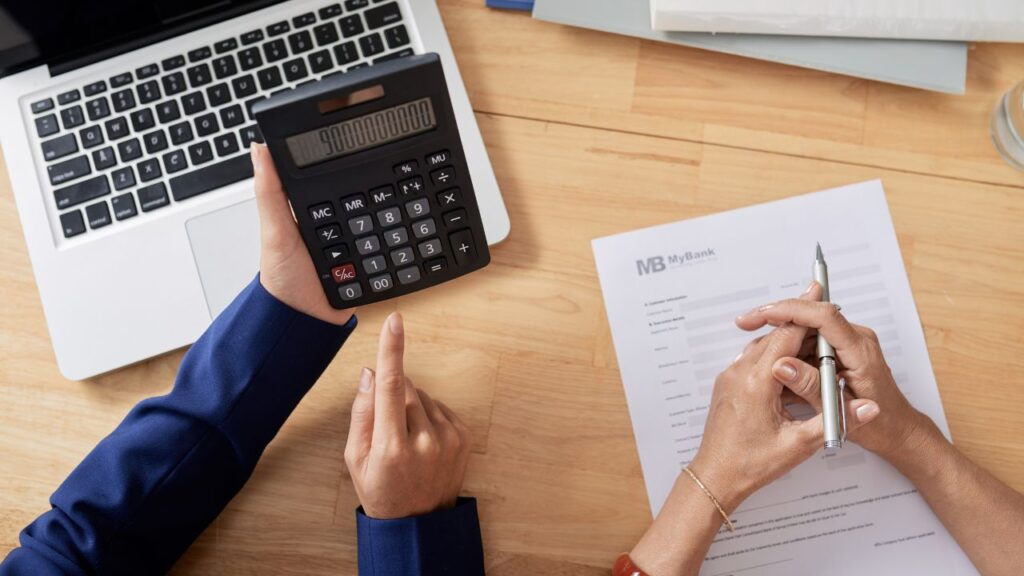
{"left": 254, "top": 54, "right": 490, "bottom": 309}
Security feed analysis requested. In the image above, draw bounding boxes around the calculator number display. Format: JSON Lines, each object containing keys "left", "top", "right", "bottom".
{"left": 286, "top": 97, "right": 437, "bottom": 167}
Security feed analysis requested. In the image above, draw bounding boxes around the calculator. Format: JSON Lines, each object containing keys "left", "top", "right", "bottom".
{"left": 253, "top": 53, "right": 490, "bottom": 309}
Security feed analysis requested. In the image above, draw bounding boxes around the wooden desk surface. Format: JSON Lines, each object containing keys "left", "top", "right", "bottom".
{"left": 3, "top": 2, "right": 1024, "bottom": 573}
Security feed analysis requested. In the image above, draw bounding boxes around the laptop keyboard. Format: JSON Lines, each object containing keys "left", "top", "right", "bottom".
{"left": 27, "top": 1, "right": 414, "bottom": 239}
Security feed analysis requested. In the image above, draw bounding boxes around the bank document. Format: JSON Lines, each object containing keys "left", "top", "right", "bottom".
{"left": 593, "top": 181, "right": 976, "bottom": 575}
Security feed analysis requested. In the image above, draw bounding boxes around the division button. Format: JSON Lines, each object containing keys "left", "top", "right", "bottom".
{"left": 430, "top": 166, "right": 455, "bottom": 186}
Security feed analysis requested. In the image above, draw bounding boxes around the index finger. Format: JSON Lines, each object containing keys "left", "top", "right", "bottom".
{"left": 739, "top": 299, "right": 866, "bottom": 362}
{"left": 373, "top": 312, "right": 407, "bottom": 441}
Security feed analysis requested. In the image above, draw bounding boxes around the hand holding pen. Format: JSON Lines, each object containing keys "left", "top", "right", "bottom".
{"left": 813, "top": 244, "right": 845, "bottom": 450}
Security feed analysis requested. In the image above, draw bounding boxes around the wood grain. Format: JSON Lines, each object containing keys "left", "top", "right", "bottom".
{"left": 2, "top": 1, "right": 1023, "bottom": 573}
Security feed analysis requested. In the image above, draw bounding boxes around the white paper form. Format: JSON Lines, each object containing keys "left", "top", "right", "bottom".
{"left": 593, "top": 181, "right": 977, "bottom": 575}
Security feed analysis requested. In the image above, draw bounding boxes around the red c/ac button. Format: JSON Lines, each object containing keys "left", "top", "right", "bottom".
{"left": 331, "top": 263, "right": 357, "bottom": 284}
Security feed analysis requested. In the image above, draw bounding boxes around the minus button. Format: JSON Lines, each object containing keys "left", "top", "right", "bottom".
{"left": 443, "top": 208, "right": 467, "bottom": 228}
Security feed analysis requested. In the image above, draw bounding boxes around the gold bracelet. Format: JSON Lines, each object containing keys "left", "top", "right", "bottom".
{"left": 683, "top": 467, "right": 736, "bottom": 532}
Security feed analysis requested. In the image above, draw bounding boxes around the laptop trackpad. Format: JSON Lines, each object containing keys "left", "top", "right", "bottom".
{"left": 185, "top": 199, "right": 261, "bottom": 319}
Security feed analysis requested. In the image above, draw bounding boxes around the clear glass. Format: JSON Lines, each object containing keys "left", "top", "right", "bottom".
{"left": 991, "top": 80, "right": 1024, "bottom": 172}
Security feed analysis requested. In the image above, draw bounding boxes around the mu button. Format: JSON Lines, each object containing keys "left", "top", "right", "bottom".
{"left": 331, "top": 263, "right": 357, "bottom": 284}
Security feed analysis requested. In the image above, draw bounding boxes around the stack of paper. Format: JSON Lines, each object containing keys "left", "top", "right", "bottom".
{"left": 651, "top": 0, "right": 1024, "bottom": 42}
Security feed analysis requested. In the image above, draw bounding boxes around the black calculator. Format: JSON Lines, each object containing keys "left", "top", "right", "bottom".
{"left": 253, "top": 54, "right": 490, "bottom": 309}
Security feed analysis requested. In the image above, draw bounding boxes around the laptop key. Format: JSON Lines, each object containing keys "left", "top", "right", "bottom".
{"left": 244, "top": 97, "right": 264, "bottom": 120}
{"left": 130, "top": 108, "right": 156, "bottom": 132}
{"left": 60, "top": 105, "right": 85, "bottom": 129}
{"left": 35, "top": 114, "right": 59, "bottom": 138}
{"left": 212, "top": 55, "right": 237, "bottom": 79}
{"left": 188, "top": 46, "right": 212, "bottom": 62}
{"left": 54, "top": 174, "right": 109, "bottom": 209}
{"left": 143, "top": 129, "right": 168, "bottom": 154}
{"left": 169, "top": 121, "right": 194, "bottom": 145}
{"left": 112, "top": 167, "right": 135, "bottom": 191}
{"left": 345, "top": 0, "right": 369, "bottom": 10}
{"left": 162, "top": 55, "right": 186, "bottom": 71}
{"left": 288, "top": 30, "right": 314, "bottom": 54}
{"left": 240, "top": 29, "right": 264, "bottom": 45}
{"left": 110, "top": 72, "right": 133, "bottom": 88}
{"left": 80, "top": 125, "right": 104, "bottom": 149}
{"left": 156, "top": 100, "right": 181, "bottom": 123}
{"left": 384, "top": 24, "right": 409, "bottom": 49}
{"left": 48, "top": 155, "right": 91, "bottom": 186}
{"left": 31, "top": 98, "right": 54, "bottom": 114}
{"left": 267, "top": 21, "right": 290, "bottom": 37}
{"left": 195, "top": 112, "right": 219, "bottom": 137}
{"left": 111, "top": 192, "right": 137, "bottom": 220}
{"left": 136, "top": 63, "right": 160, "bottom": 79}
{"left": 339, "top": 15, "right": 364, "bottom": 37}
{"left": 137, "top": 158, "right": 162, "bottom": 182}
{"left": 84, "top": 80, "right": 107, "bottom": 97}
{"left": 92, "top": 146, "right": 116, "bottom": 170}
{"left": 42, "top": 134, "right": 78, "bottom": 161}
{"left": 182, "top": 91, "right": 207, "bottom": 115}
{"left": 57, "top": 90, "right": 81, "bottom": 105}
{"left": 86, "top": 97, "right": 110, "bottom": 121}
{"left": 162, "top": 72, "right": 186, "bottom": 96}
{"left": 85, "top": 202, "right": 112, "bottom": 229}
{"left": 239, "top": 124, "right": 263, "bottom": 147}
{"left": 137, "top": 183, "right": 170, "bottom": 212}
{"left": 60, "top": 210, "right": 86, "bottom": 238}
{"left": 169, "top": 153, "right": 253, "bottom": 201}
{"left": 319, "top": 4, "right": 342, "bottom": 19}
{"left": 374, "top": 48, "right": 413, "bottom": 64}
{"left": 112, "top": 89, "right": 136, "bottom": 112}
{"left": 238, "top": 47, "right": 263, "bottom": 71}
{"left": 257, "top": 67, "right": 283, "bottom": 90}
{"left": 214, "top": 132, "right": 239, "bottom": 157}
{"left": 314, "top": 22, "right": 339, "bottom": 46}
{"left": 137, "top": 80, "right": 161, "bottom": 104}
{"left": 293, "top": 12, "right": 316, "bottom": 28}
{"left": 215, "top": 38, "right": 238, "bottom": 53}
{"left": 232, "top": 74, "right": 257, "bottom": 98}
{"left": 188, "top": 141, "right": 214, "bottom": 165}
{"left": 334, "top": 41, "right": 358, "bottom": 65}
{"left": 206, "top": 83, "right": 231, "bottom": 106}
{"left": 283, "top": 58, "right": 309, "bottom": 82}
{"left": 365, "top": 2, "right": 401, "bottom": 29}
{"left": 220, "top": 104, "right": 244, "bottom": 128}
{"left": 309, "top": 50, "right": 333, "bottom": 73}
{"left": 359, "top": 33, "right": 384, "bottom": 58}
{"left": 163, "top": 149, "right": 188, "bottom": 174}
{"left": 187, "top": 63, "right": 212, "bottom": 88}
{"left": 263, "top": 39, "right": 287, "bottom": 63}
{"left": 118, "top": 138, "right": 142, "bottom": 162}
{"left": 105, "top": 117, "right": 129, "bottom": 141}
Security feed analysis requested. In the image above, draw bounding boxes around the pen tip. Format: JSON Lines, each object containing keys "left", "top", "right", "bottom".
{"left": 816, "top": 242, "right": 823, "bottom": 260}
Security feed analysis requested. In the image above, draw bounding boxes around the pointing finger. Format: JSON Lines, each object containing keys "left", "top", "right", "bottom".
{"left": 373, "top": 312, "right": 407, "bottom": 442}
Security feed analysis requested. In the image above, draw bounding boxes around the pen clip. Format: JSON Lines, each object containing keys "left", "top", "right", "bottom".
{"left": 838, "top": 377, "right": 848, "bottom": 445}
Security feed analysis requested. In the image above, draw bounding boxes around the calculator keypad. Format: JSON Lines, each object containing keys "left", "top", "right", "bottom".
{"left": 301, "top": 148, "right": 488, "bottom": 307}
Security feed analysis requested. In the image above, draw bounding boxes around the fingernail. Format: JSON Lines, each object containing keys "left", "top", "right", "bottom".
{"left": 803, "top": 282, "right": 815, "bottom": 294}
{"left": 388, "top": 312, "right": 404, "bottom": 335}
{"left": 776, "top": 362, "right": 797, "bottom": 382}
{"left": 758, "top": 304, "right": 774, "bottom": 312}
{"left": 250, "top": 143, "right": 260, "bottom": 172}
{"left": 732, "top": 351, "right": 744, "bottom": 364}
{"left": 358, "top": 367, "right": 373, "bottom": 393}
{"left": 856, "top": 402, "right": 879, "bottom": 421}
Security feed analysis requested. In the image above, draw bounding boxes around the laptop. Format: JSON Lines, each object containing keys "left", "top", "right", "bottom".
{"left": 0, "top": 0, "right": 511, "bottom": 380}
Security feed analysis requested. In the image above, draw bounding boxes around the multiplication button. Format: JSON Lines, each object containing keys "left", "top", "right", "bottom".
{"left": 437, "top": 188, "right": 460, "bottom": 208}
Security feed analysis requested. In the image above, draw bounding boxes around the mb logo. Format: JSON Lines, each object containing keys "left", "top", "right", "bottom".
{"left": 636, "top": 257, "right": 666, "bottom": 276}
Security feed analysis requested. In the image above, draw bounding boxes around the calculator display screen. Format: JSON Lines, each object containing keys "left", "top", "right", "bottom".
{"left": 286, "top": 97, "right": 437, "bottom": 167}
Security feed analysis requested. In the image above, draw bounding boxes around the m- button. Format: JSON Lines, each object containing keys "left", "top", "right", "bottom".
{"left": 308, "top": 202, "right": 334, "bottom": 222}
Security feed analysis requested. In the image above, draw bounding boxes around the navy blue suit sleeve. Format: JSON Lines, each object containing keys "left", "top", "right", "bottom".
{"left": 356, "top": 498, "right": 485, "bottom": 576}
{"left": 1, "top": 276, "right": 356, "bottom": 576}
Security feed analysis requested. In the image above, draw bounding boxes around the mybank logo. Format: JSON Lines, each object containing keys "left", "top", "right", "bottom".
{"left": 636, "top": 248, "right": 717, "bottom": 276}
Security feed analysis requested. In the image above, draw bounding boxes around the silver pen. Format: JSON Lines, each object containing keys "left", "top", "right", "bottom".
{"left": 814, "top": 243, "right": 846, "bottom": 451}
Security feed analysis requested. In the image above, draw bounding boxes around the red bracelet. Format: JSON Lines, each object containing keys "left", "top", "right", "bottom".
{"left": 613, "top": 553, "right": 649, "bottom": 576}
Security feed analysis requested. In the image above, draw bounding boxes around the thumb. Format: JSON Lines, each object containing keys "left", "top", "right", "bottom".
{"left": 345, "top": 368, "right": 376, "bottom": 466}
{"left": 845, "top": 398, "right": 880, "bottom": 432}
{"left": 788, "top": 398, "right": 880, "bottom": 451}
{"left": 251, "top": 143, "right": 299, "bottom": 245}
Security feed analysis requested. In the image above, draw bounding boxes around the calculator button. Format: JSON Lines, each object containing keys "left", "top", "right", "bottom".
{"left": 339, "top": 282, "right": 362, "bottom": 302}
{"left": 317, "top": 224, "right": 342, "bottom": 244}
{"left": 370, "top": 185, "right": 396, "bottom": 205}
{"left": 341, "top": 193, "right": 367, "bottom": 214}
{"left": 384, "top": 227, "right": 409, "bottom": 247}
{"left": 324, "top": 244, "right": 350, "bottom": 264}
{"left": 449, "top": 229, "right": 479, "bottom": 266}
{"left": 443, "top": 208, "right": 468, "bottom": 228}
{"left": 418, "top": 238, "right": 442, "bottom": 258}
{"left": 426, "top": 150, "right": 450, "bottom": 167}
{"left": 331, "top": 263, "right": 357, "bottom": 283}
{"left": 412, "top": 218, "right": 436, "bottom": 239}
{"left": 430, "top": 167, "right": 455, "bottom": 186}
{"left": 356, "top": 235, "right": 381, "bottom": 255}
{"left": 363, "top": 255, "right": 387, "bottom": 274}
{"left": 397, "top": 266, "right": 421, "bottom": 285}
{"left": 309, "top": 203, "right": 335, "bottom": 222}
{"left": 391, "top": 247, "right": 415, "bottom": 266}
{"left": 437, "top": 188, "right": 461, "bottom": 208}
{"left": 377, "top": 207, "right": 402, "bottom": 227}
{"left": 348, "top": 215, "right": 374, "bottom": 235}
{"left": 424, "top": 257, "right": 448, "bottom": 275}
{"left": 369, "top": 273, "right": 394, "bottom": 293}
{"left": 394, "top": 160, "right": 418, "bottom": 176}
{"left": 405, "top": 197, "right": 430, "bottom": 218}
{"left": 398, "top": 176, "right": 424, "bottom": 196}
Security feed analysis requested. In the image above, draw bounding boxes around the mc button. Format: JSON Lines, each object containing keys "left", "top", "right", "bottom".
{"left": 308, "top": 202, "right": 334, "bottom": 222}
